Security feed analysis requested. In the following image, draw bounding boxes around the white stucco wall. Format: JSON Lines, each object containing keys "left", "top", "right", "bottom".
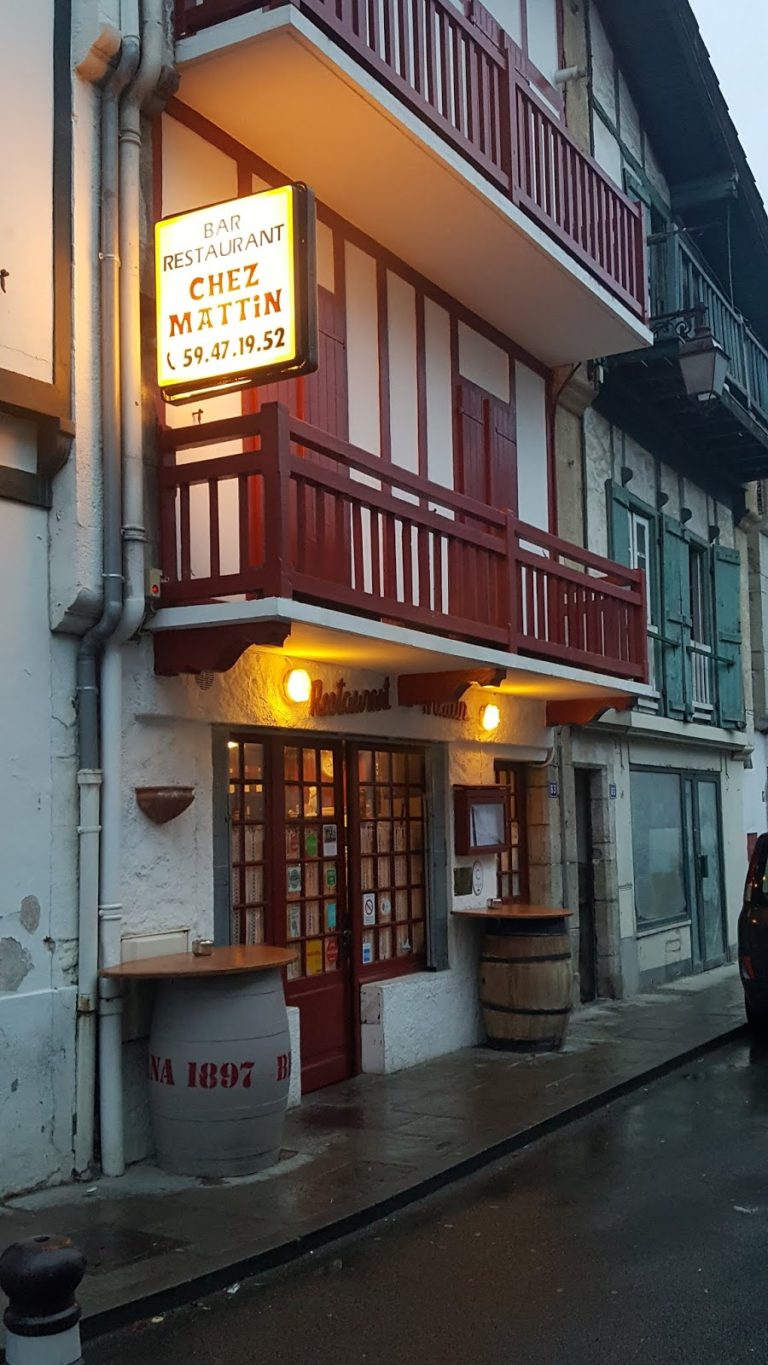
{"left": 516, "top": 361, "right": 549, "bottom": 530}
{"left": 0, "top": 487, "right": 78, "bottom": 1196}
{"left": 0, "top": 2, "right": 55, "bottom": 383}
{"left": 116, "top": 639, "right": 550, "bottom": 1148}
{"left": 744, "top": 734, "right": 768, "bottom": 843}
{"left": 588, "top": 0, "right": 670, "bottom": 206}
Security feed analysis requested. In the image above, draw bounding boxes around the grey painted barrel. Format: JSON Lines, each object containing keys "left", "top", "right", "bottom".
{"left": 148, "top": 969, "right": 291, "bottom": 1177}
{"left": 480, "top": 916, "right": 572, "bottom": 1052}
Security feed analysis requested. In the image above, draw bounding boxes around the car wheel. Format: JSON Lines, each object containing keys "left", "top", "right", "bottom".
{"left": 746, "top": 996, "right": 768, "bottom": 1034}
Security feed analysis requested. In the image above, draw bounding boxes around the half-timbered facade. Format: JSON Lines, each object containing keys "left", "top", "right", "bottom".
{"left": 552, "top": 1, "right": 765, "bottom": 999}
{"left": 3, "top": 0, "right": 767, "bottom": 1196}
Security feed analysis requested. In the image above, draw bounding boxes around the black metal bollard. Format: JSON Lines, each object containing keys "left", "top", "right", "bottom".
{"left": 0, "top": 1236, "right": 86, "bottom": 1365}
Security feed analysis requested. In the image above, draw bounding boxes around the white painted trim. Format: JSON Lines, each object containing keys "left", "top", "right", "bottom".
{"left": 176, "top": 9, "right": 652, "bottom": 353}
{"left": 592, "top": 707, "right": 754, "bottom": 752}
{"left": 149, "top": 595, "right": 654, "bottom": 701}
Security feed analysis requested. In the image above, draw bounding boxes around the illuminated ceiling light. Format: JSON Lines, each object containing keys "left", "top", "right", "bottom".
{"left": 480, "top": 703, "right": 500, "bottom": 733}
{"left": 284, "top": 668, "right": 312, "bottom": 704}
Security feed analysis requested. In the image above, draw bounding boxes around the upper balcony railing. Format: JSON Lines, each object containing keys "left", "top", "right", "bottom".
{"left": 174, "top": 0, "right": 647, "bottom": 319}
{"left": 160, "top": 404, "right": 648, "bottom": 684}
{"left": 652, "top": 230, "right": 768, "bottom": 427}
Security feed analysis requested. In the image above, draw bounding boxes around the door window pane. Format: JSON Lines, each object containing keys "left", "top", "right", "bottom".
{"left": 631, "top": 771, "right": 688, "bottom": 926}
{"left": 630, "top": 511, "right": 657, "bottom": 626}
{"left": 355, "top": 746, "right": 428, "bottom": 969}
{"left": 697, "top": 782, "right": 726, "bottom": 963}
{"left": 495, "top": 763, "right": 528, "bottom": 901}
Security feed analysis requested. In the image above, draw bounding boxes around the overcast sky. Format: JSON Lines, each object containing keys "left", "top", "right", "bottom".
{"left": 690, "top": 0, "right": 768, "bottom": 206}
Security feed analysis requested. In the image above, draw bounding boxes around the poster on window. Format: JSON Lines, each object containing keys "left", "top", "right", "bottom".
{"left": 322, "top": 824, "right": 338, "bottom": 857}
{"left": 362, "top": 893, "right": 377, "bottom": 927}
{"left": 305, "top": 938, "right": 323, "bottom": 975}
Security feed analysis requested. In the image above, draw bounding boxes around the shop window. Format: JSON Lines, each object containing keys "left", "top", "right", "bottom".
{"left": 630, "top": 770, "right": 688, "bottom": 928}
{"left": 353, "top": 745, "right": 428, "bottom": 971}
{"left": 494, "top": 762, "right": 528, "bottom": 901}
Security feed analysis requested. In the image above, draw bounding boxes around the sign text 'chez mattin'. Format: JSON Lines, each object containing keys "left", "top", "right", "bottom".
{"left": 155, "top": 183, "right": 318, "bottom": 403}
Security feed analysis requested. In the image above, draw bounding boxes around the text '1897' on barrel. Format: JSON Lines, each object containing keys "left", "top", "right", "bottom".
{"left": 148, "top": 969, "right": 291, "bottom": 1176}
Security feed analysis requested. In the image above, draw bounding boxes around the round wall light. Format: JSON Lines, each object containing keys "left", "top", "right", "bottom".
{"left": 284, "top": 667, "right": 312, "bottom": 704}
{"left": 480, "top": 702, "right": 501, "bottom": 733}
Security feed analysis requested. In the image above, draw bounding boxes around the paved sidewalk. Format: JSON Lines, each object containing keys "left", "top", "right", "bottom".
{"left": 0, "top": 965, "right": 745, "bottom": 1337}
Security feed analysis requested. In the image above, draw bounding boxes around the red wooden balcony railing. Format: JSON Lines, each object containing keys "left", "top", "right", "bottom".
{"left": 159, "top": 405, "right": 648, "bottom": 683}
{"left": 174, "top": 0, "right": 646, "bottom": 319}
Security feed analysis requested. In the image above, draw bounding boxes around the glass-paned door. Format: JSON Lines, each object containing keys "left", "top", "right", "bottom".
{"left": 692, "top": 777, "right": 727, "bottom": 967}
{"left": 631, "top": 767, "right": 726, "bottom": 970}
{"left": 228, "top": 735, "right": 353, "bottom": 1094}
{"left": 347, "top": 745, "right": 428, "bottom": 975}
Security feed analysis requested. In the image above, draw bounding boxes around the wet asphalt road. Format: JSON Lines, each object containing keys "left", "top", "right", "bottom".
{"left": 91, "top": 1039, "right": 768, "bottom": 1365}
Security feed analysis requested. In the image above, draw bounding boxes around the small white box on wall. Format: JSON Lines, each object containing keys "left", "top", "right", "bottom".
{"left": 121, "top": 929, "right": 190, "bottom": 1041}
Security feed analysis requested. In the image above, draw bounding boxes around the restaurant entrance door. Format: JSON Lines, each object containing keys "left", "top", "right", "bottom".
{"left": 228, "top": 736, "right": 353, "bottom": 1093}
{"left": 227, "top": 736, "right": 430, "bottom": 1094}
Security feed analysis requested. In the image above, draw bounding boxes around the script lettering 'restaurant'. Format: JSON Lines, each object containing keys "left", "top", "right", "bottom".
{"left": 309, "top": 678, "right": 392, "bottom": 718}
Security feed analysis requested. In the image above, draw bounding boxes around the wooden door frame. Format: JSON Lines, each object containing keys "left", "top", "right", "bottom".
{"left": 345, "top": 738, "right": 432, "bottom": 1074}
{"left": 217, "top": 727, "right": 438, "bottom": 1084}
{"left": 221, "top": 726, "right": 356, "bottom": 1086}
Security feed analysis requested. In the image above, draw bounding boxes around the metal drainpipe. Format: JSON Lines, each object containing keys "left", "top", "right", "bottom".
{"left": 98, "top": 0, "right": 170, "bottom": 1180}
{"left": 73, "top": 31, "right": 140, "bottom": 1178}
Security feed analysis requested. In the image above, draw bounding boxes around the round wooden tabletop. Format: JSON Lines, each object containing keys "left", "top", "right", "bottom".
{"left": 452, "top": 903, "right": 574, "bottom": 921}
{"left": 99, "top": 944, "right": 297, "bottom": 980}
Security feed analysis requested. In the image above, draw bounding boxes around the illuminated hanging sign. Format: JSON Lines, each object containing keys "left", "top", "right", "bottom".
{"left": 155, "top": 183, "right": 317, "bottom": 403}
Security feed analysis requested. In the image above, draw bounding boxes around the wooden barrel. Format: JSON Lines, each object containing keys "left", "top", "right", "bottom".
{"left": 148, "top": 969, "right": 291, "bottom": 1177}
{"left": 480, "top": 916, "right": 572, "bottom": 1051}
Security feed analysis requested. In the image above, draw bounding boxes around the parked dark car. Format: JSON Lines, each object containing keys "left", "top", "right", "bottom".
{"left": 739, "top": 833, "right": 768, "bottom": 1028}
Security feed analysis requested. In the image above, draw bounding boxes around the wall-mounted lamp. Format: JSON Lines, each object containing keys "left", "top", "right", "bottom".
{"left": 480, "top": 703, "right": 501, "bottom": 733}
{"left": 652, "top": 302, "right": 729, "bottom": 402}
{"left": 284, "top": 667, "right": 312, "bottom": 704}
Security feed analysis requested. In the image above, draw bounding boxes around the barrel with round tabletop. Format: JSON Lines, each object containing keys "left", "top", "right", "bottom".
{"left": 100, "top": 945, "right": 296, "bottom": 1177}
{"left": 455, "top": 904, "right": 574, "bottom": 1051}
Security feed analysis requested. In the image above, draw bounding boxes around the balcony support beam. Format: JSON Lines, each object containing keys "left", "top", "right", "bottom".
{"left": 153, "top": 620, "right": 289, "bottom": 676}
{"left": 546, "top": 695, "right": 633, "bottom": 727}
{"left": 397, "top": 668, "right": 506, "bottom": 707}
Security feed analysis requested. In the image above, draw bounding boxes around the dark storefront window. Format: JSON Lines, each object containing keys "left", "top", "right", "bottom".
{"left": 630, "top": 770, "right": 688, "bottom": 927}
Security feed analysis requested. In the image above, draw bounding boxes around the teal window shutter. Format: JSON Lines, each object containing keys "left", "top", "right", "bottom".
{"left": 661, "top": 516, "right": 692, "bottom": 719}
{"left": 712, "top": 545, "right": 745, "bottom": 729}
{"left": 607, "top": 482, "right": 631, "bottom": 565}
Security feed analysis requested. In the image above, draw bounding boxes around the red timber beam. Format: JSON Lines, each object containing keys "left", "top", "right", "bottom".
{"left": 545, "top": 695, "right": 634, "bottom": 728}
{"left": 153, "top": 621, "right": 289, "bottom": 677}
{"left": 397, "top": 669, "right": 507, "bottom": 707}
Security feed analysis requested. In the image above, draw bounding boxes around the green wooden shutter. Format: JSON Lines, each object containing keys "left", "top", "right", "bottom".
{"left": 607, "top": 482, "right": 631, "bottom": 565}
{"left": 712, "top": 545, "right": 745, "bottom": 729}
{"left": 661, "top": 516, "right": 692, "bottom": 720}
